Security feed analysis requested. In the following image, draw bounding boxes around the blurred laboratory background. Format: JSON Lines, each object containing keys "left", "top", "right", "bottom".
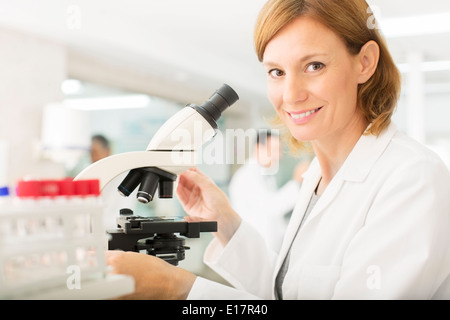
{"left": 0, "top": 0, "right": 449, "bottom": 280}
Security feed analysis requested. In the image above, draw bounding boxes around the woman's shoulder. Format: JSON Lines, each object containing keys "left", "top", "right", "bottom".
{"left": 388, "top": 130, "right": 448, "bottom": 168}
{"left": 379, "top": 129, "right": 450, "bottom": 189}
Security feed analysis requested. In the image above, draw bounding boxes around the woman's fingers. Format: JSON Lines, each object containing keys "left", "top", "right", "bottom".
{"left": 105, "top": 250, "right": 196, "bottom": 300}
{"left": 179, "top": 168, "right": 214, "bottom": 189}
{"left": 176, "top": 173, "right": 191, "bottom": 204}
{"left": 176, "top": 168, "right": 214, "bottom": 206}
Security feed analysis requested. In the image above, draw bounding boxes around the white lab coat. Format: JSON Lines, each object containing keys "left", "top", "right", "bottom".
{"left": 228, "top": 159, "right": 300, "bottom": 252}
{"left": 187, "top": 123, "right": 450, "bottom": 300}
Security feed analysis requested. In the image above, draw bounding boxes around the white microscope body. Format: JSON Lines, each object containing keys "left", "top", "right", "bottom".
{"left": 74, "top": 84, "right": 239, "bottom": 203}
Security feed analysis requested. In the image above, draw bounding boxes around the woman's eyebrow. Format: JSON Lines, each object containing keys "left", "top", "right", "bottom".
{"left": 263, "top": 52, "right": 328, "bottom": 67}
{"left": 262, "top": 61, "right": 279, "bottom": 68}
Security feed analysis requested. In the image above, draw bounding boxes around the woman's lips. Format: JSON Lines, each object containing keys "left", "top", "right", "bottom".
{"left": 287, "top": 106, "right": 323, "bottom": 124}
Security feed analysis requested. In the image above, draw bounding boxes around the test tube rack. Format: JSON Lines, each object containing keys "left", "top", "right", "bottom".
{"left": 0, "top": 179, "right": 133, "bottom": 299}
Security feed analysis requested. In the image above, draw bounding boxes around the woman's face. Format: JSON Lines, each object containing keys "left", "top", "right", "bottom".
{"left": 263, "top": 16, "right": 367, "bottom": 144}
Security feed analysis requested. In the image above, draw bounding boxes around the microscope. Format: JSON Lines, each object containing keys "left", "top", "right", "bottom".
{"left": 74, "top": 84, "right": 239, "bottom": 265}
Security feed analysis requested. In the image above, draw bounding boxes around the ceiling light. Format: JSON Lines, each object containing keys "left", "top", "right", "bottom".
{"left": 63, "top": 94, "right": 151, "bottom": 110}
{"left": 61, "top": 79, "right": 83, "bottom": 95}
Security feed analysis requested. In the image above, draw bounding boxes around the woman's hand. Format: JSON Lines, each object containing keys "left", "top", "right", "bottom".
{"left": 106, "top": 250, "right": 196, "bottom": 300}
{"left": 176, "top": 168, "right": 241, "bottom": 246}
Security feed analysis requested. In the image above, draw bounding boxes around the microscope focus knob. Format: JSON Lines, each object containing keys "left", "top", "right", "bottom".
{"left": 119, "top": 208, "right": 134, "bottom": 216}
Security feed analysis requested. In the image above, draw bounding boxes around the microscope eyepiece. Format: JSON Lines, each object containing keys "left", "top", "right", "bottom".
{"left": 191, "top": 83, "right": 239, "bottom": 129}
{"left": 207, "top": 83, "right": 240, "bottom": 119}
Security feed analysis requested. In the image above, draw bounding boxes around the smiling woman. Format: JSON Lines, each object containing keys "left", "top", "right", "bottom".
{"left": 255, "top": 0, "right": 401, "bottom": 153}
{"left": 262, "top": 16, "right": 378, "bottom": 184}
{"left": 105, "top": 0, "right": 450, "bottom": 300}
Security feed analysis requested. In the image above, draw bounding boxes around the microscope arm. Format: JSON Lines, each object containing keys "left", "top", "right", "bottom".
{"left": 74, "top": 150, "right": 197, "bottom": 190}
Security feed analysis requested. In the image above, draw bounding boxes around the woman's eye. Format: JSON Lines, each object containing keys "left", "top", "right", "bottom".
{"left": 268, "top": 69, "right": 285, "bottom": 78}
{"left": 306, "top": 62, "right": 325, "bottom": 73}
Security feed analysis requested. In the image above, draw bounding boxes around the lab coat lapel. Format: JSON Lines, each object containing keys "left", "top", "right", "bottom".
{"left": 273, "top": 160, "right": 322, "bottom": 285}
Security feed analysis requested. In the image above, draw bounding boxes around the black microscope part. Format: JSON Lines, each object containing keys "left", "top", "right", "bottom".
{"left": 117, "top": 167, "right": 177, "bottom": 203}
{"left": 210, "top": 83, "right": 240, "bottom": 116}
{"left": 138, "top": 234, "right": 187, "bottom": 266}
{"left": 117, "top": 169, "right": 142, "bottom": 197}
{"left": 190, "top": 83, "right": 239, "bottom": 129}
{"left": 137, "top": 171, "right": 160, "bottom": 203}
{"left": 107, "top": 209, "right": 218, "bottom": 266}
{"left": 158, "top": 179, "right": 174, "bottom": 198}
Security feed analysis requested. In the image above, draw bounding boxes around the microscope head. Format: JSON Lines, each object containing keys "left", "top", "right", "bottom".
{"left": 145, "top": 83, "right": 239, "bottom": 151}
{"left": 116, "top": 84, "right": 239, "bottom": 204}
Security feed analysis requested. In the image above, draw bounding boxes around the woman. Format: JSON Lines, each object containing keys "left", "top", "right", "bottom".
{"left": 107, "top": 0, "right": 450, "bottom": 299}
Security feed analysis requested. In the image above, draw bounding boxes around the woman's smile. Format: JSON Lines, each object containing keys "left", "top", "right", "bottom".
{"left": 286, "top": 106, "right": 323, "bottom": 124}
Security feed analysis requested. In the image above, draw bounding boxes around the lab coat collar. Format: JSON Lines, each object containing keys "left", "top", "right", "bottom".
{"left": 339, "top": 122, "right": 398, "bottom": 182}
{"left": 300, "top": 122, "right": 398, "bottom": 184}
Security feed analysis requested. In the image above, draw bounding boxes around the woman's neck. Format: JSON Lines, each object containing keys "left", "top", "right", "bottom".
{"left": 312, "top": 117, "right": 368, "bottom": 195}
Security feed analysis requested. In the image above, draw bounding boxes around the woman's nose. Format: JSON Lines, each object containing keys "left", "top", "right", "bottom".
{"left": 283, "top": 75, "right": 308, "bottom": 106}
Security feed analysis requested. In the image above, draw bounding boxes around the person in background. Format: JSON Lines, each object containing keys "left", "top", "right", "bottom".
{"left": 90, "top": 134, "right": 111, "bottom": 163}
{"left": 89, "top": 134, "right": 135, "bottom": 229}
{"left": 66, "top": 134, "right": 111, "bottom": 177}
{"left": 228, "top": 129, "right": 309, "bottom": 252}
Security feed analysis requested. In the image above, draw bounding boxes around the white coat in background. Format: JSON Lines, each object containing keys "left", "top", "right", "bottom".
{"left": 187, "top": 123, "right": 450, "bottom": 299}
{"left": 228, "top": 160, "right": 300, "bottom": 252}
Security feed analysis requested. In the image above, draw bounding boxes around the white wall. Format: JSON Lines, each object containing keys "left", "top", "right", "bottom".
{"left": 0, "top": 27, "right": 67, "bottom": 185}
{"left": 394, "top": 87, "right": 450, "bottom": 168}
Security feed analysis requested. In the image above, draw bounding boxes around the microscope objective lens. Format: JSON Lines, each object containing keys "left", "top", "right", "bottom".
{"left": 137, "top": 192, "right": 152, "bottom": 204}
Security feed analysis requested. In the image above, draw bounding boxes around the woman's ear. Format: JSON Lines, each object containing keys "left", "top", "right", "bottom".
{"left": 357, "top": 40, "right": 380, "bottom": 84}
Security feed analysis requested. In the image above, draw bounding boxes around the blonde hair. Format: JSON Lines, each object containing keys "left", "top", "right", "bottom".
{"left": 254, "top": 0, "right": 401, "bottom": 152}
